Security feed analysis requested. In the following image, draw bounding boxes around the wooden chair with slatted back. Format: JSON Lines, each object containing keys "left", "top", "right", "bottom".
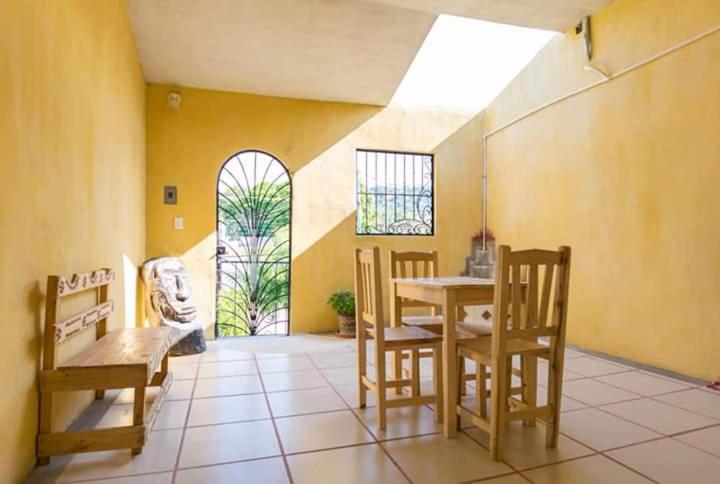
{"left": 456, "top": 245, "right": 572, "bottom": 461}
{"left": 355, "top": 247, "right": 444, "bottom": 430}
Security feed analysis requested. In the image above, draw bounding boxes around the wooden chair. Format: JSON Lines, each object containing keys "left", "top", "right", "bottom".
{"left": 456, "top": 245, "right": 571, "bottom": 460}
{"left": 355, "top": 247, "right": 444, "bottom": 430}
{"left": 37, "top": 268, "right": 185, "bottom": 464}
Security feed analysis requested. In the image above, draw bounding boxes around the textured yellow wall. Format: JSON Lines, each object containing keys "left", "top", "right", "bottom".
{"left": 0, "top": 1, "right": 146, "bottom": 481}
{"left": 485, "top": 0, "right": 720, "bottom": 379}
{"left": 145, "top": 85, "right": 483, "bottom": 334}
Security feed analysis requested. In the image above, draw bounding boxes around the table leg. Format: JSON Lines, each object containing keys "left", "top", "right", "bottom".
{"left": 442, "top": 289, "right": 458, "bottom": 437}
{"left": 389, "top": 280, "right": 403, "bottom": 394}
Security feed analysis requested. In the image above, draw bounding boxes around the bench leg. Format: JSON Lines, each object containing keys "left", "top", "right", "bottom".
{"left": 132, "top": 386, "right": 145, "bottom": 455}
{"left": 37, "top": 391, "right": 53, "bottom": 465}
{"left": 95, "top": 389, "right": 106, "bottom": 400}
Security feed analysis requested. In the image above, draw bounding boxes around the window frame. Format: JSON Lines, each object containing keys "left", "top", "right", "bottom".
{"left": 354, "top": 148, "right": 436, "bottom": 237}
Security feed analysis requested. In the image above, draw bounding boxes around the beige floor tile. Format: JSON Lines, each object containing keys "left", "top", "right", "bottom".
{"left": 188, "top": 393, "right": 270, "bottom": 426}
{"left": 601, "top": 398, "right": 718, "bottom": 435}
{"left": 559, "top": 408, "right": 661, "bottom": 451}
{"left": 155, "top": 400, "right": 191, "bottom": 430}
{"left": 564, "top": 357, "right": 630, "bottom": 377}
{"left": 255, "top": 351, "right": 295, "bottom": 359}
{"left": 26, "top": 429, "right": 182, "bottom": 483}
{"left": 287, "top": 444, "right": 407, "bottom": 484}
{"left": 320, "top": 366, "right": 362, "bottom": 386}
{"left": 478, "top": 475, "right": 528, "bottom": 484}
{"left": 608, "top": 438, "right": 720, "bottom": 484}
{"left": 167, "top": 379, "right": 195, "bottom": 401}
{"left": 61, "top": 474, "right": 174, "bottom": 484}
{"left": 655, "top": 388, "right": 720, "bottom": 419}
{"left": 193, "top": 375, "right": 263, "bottom": 398}
{"left": 275, "top": 410, "right": 373, "bottom": 453}
{"left": 561, "top": 379, "right": 640, "bottom": 406}
{"left": 308, "top": 351, "right": 358, "bottom": 369}
{"left": 675, "top": 425, "right": 720, "bottom": 457}
{"left": 175, "top": 457, "right": 289, "bottom": 484}
{"left": 267, "top": 386, "right": 347, "bottom": 417}
{"left": 262, "top": 369, "right": 328, "bottom": 392}
{"left": 258, "top": 354, "right": 315, "bottom": 373}
{"left": 595, "top": 371, "right": 692, "bottom": 396}
{"left": 198, "top": 360, "right": 257, "bottom": 378}
{"left": 384, "top": 433, "right": 512, "bottom": 484}
{"left": 179, "top": 420, "right": 280, "bottom": 468}
{"left": 564, "top": 347, "right": 587, "bottom": 359}
{"left": 169, "top": 353, "right": 202, "bottom": 365}
{"left": 523, "top": 454, "right": 652, "bottom": 483}
{"left": 201, "top": 347, "right": 254, "bottom": 362}
{"left": 354, "top": 405, "right": 442, "bottom": 440}
{"left": 334, "top": 382, "right": 378, "bottom": 408}
{"left": 536, "top": 360, "right": 584, "bottom": 384}
{"left": 171, "top": 363, "right": 199, "bottom": 380}
{"left": 464, "top": 422, "right": 594, "bottom": 470}
{"left": 536, "top": 385, "right": 587, "bottom": 412}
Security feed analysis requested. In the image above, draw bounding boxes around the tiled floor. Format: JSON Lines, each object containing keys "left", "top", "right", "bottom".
{"left": 26, "top": 334, "right": 720, "bottom": 484}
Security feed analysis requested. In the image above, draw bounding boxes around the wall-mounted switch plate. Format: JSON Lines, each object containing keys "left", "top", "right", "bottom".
{"left": 164, "top": 185, "right": 178, "bottom": 204}
{"left": 174, "top": 217, "right": 184, "bottom": 230}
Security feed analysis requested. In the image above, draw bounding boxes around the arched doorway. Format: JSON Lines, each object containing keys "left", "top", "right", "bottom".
{"left": 216, "top": 150, "right": 291, "bottom": 337}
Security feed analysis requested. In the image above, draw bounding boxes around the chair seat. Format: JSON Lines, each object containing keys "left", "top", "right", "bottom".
{"left": 458, "top": 336, "right": 549, "bottom": 357}
{"left": 382, "top": 326, "right": 442, "bottom": 346}
{"left": 456, "top": 319, "right": 493, "bottom": 336}
{"left": 401, "top": 315, "right": 443, "bottom": 327}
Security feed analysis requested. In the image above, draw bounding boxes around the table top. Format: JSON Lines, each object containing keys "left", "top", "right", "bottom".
{"left": 390, "top": 276, "right": 495, "bottom": 289}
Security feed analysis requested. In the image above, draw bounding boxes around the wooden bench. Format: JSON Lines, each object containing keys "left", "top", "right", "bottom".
{"left": 37, "top": 268, "right": 185, "bottom": 465}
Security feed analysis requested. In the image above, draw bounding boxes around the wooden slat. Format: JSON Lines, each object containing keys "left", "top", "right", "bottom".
{"left": 55, "top": 300, "right": 115, "bottom": 344}
{"left": 40, "top": 366, "right": 148, "bottom": 393}
{"left": 56, "top": 268, "right": 115, "bottom": 297}
{"left": 38, "top": 426, "right": 144, "bottom": 457}
{"left": 58, "top": 327, "right": 186, "bottom": 383}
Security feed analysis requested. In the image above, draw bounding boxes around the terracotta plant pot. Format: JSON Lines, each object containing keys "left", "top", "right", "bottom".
{"left": 336, "top": 313, "right": 356, "bottom": 338}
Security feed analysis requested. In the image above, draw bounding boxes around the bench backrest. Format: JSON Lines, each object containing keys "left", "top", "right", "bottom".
{"left": 42, "top": 268, "right": 115, "bottom": 371}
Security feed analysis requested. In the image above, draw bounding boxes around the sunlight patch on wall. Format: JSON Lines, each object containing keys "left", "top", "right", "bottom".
{"left": 390, "top": 15, "right": 557, "bottom": 114}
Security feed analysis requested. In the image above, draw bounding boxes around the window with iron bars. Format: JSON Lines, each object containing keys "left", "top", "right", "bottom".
{"left": 356, "top": 149, "right": 434, "bottom": 235}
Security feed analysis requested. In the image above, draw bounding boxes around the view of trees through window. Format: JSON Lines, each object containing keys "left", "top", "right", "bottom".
{"left": 356, "top": 149, "right": 434, "bottom": 235}
{"left": 216, "top": 151, "right": 291, "bottom": 337}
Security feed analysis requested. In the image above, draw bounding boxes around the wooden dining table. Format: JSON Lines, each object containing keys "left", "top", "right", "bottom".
{"left": 389, "top": 276, "right": 496, "bottom": 438}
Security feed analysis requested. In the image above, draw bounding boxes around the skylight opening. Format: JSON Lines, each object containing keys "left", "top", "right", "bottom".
{"left": 390, "top": 15, "right": 557, "bottom": 115}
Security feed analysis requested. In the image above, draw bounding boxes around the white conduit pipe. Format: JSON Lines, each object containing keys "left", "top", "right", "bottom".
{"left": 481, "top": 23, "right": 720, "bottom": 250}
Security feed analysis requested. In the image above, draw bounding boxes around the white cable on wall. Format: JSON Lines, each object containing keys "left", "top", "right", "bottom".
{"left": 481, "top": 23, "right": 720, "bottom": 250}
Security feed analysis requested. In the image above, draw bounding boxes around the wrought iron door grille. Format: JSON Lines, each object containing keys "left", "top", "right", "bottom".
{"left": 216, "top": 151, "right": 291, "bottom": 337}
{"left": 356, "top": 149, "right": 434, "bottom": 235}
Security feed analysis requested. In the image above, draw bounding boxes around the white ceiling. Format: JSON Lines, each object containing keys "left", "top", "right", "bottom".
{"left": 127, "top": 0, "right": 613, "bottom": 106}
{"left": 366, "top": 0, "right": 614, "bottom": 32}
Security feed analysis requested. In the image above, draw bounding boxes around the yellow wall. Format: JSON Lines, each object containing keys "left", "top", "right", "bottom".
{"left": 485, "top": 0, "right": 720, "bottom": 379}
{"left": 0, "top": 1, "right": 146, "bottom": 481}
{"left": 146, "top": 84, "right": 483, "bottom": 334}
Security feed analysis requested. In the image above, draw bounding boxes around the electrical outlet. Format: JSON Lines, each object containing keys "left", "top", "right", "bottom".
{"left": 174, "top": 217, "right": 184, "bottom": 230}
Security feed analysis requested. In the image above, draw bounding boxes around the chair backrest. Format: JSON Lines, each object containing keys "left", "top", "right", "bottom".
{"left": 354, "top": 247, "right": 385, "bottom": 346}
{"left": 389, "top": 250, "right": 440, "bottom": 314}
{"left": 492, "top": 246, "right": 571, "bottom": 355}
{"left": 42, "top": 268, "right": 115, "bottom": 371}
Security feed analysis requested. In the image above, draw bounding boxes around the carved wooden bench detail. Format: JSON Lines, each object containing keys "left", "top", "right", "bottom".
{"left": 37, "top": 268, "right": 185, "bottom": 464}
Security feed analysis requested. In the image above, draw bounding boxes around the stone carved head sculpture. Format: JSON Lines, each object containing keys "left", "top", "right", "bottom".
{"left": 141, "top": 257, "right": 206, "bottom": 355}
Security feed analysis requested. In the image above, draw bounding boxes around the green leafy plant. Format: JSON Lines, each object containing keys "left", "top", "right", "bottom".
{"left": 327, "top": 289, "right": 355, "bottom": 317}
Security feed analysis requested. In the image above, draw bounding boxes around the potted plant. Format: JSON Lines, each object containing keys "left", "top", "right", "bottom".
{"left": 327, "top": 289, "right": 356, "bottom": 338}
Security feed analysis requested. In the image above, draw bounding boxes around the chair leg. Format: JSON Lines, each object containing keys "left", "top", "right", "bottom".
{"left": 489, "top": 357, "right": 508, "bottom": 461}
{"left": 393, "top": 349, "right": 403, "bottom": 395}
{"left": 522, "top": 355, "right": 538, "bottom": 427}
{"left": 545, "top": 360, "right": 562, "bottom": 448}
{"left": 433, "top": 342, "right": 443, "bottom": 423}
{"left": 357, "top": 330, "right": 367, "bottom": 408}
{"left": 459, "top": 358, "right": 467, "bottom": 396}
{"left": 411, "top": 348, "right": 420, "bottom": 397}
{"left": 376, "top": 350, "right": 388, "bottom": 431}
{"left": 477, "top": 363, "right": 487, "bottom": 419}
{"left": 132, "top": 386, "right": 146, "bottom": 455}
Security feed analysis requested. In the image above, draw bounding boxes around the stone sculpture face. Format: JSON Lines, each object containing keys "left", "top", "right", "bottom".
{"left": 141, "top": 257, "right": 198, "bottom": 326}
